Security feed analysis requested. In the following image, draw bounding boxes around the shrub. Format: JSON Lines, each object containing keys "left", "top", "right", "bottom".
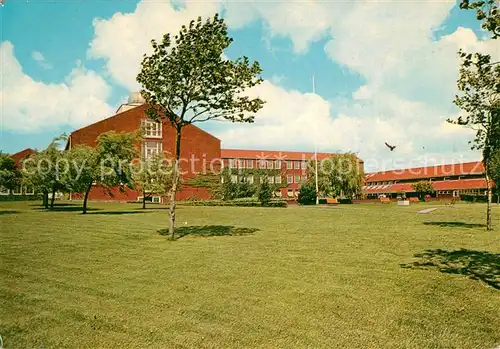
{"left": 178, "top": 199, "right": 287, "bottom": 208}
{"left": 297, "top": 183, "right": 316, "bottom": 205}
{"left": 258, "top": 179, "right": 272, "bottom": 205}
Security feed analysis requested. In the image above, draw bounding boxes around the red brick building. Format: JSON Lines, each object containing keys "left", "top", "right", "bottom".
{"left": 363, "top": 161, "right": 492, "bottom": 200}
{"left": 0, "top": 148, "right": 36, "bottom": 196}
{"left": 221, "top": 149, "right": 364, "bottom": 199}
{"left": 68, "top": 96, "right": 221, "bottom": 202}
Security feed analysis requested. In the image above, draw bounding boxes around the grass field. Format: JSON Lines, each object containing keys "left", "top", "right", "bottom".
{"left": 1, "top": 201, "right": 499, "bottom": 349}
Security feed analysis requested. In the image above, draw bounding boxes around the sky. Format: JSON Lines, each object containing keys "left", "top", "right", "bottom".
{"left": 1, "top": 0, "right": 498, "bottom": 172}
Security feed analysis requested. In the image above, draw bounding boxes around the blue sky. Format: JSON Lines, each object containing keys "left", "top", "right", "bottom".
{"left": 0, "top": 0, "right": 497, "bottom": 171}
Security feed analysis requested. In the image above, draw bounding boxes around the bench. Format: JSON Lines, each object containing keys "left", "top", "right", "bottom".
{"left": 326, "top": 198, "right": 339, "bottom": 205}
{"left": 380, "top": 197, "right": 391, "bottom": 203}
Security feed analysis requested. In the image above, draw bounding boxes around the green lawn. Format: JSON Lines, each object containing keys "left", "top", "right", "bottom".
{"left": 1, "top": 201, "right": 499, "bottom": 349}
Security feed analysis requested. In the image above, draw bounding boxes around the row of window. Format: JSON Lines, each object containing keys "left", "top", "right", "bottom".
{"left": 368, "top": 176, "right": 474, "bottom": 186}
{"left": 227, "top": 159, "right": 308, "bottom": 170}
{"left": 228, "top": 175, "right": 306, "bottom": 184}
{"left": 0, "top": 186, "right": 35, "bottom": 195}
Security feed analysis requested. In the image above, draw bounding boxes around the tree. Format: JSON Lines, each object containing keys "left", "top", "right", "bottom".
{"left": 137, "top": 14, "right": 265, "bottom": 239}
{"left": 257, "top": 177, "right": 272, "bottom": 205}
{"left": 132, "top": 153, "right": 173, "bottom": 209}
{"left": 0, "top": 152, "right": 21, "bottom": 193}
{"left": 488, "top": 149, "right": 500, "bottom": 204}
{"left": 411, "top": 181, "right": 435, "bottom": 201}
{"left": 297, "top": 182, "right": 317, "bottom": 205}
{"left": 22, "top": 142, "right": 66, "bottom": 209}
{"left": 460, "top": 0, "right": 499, "bottom": 39}
{"left": 63, "top": 131, "right": 139, "bottom": 214}
{"left": 307, "top": 153, "right": 364, "bottom": 199}
{"left": 448, "top": 51, "right": 499, "bottom": 231}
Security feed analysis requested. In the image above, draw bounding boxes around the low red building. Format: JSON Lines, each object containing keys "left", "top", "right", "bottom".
{"left": 363, "top": 161, "right": 491, "bottom": 200}
{"left": 68, "top": 94, "right": 221, "bottom": 202}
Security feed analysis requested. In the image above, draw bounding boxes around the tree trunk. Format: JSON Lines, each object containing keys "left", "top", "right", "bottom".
{"left": 50, "top": 186, "right": 56, "bottom": 209}
{"left": 83, "top": 183, "right": 92, "bottom": 214}
{"left": 486, "top": 171, "right": 493, "bottom": 231}
{"left": 142, "top": 190, "right": 146, "bottom": 209}
{"left": 43, "top": 190, "right": 49, "bottom": 209}
{"left": 169, "top": 128, "right": 182, "bottom": 240}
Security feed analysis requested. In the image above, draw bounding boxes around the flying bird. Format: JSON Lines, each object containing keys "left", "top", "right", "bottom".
{"left": 385, "top": 142, "right": 396, "bottom": 151}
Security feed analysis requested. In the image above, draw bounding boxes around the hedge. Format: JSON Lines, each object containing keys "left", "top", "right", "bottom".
{"left": 179, "top": 199, "right": 287, "bottom": 208}
{"left": 0, "top": 194, "right": 43, "bottom": 202}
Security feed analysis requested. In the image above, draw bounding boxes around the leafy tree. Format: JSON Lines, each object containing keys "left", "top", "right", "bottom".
{"left": 132, "top": 153, "right": 173, "bottom": 209}
{"left": 137, "top": 14, "right": 265, "bottom": 239}
{"left": 488, "top": 149, "right": 500, "bottom": 204}
{"left": 257, "top": 177, "right": 272, "bottom": 205}
{"left": 448, "top": 50, "right": 499, "bottom": 230}
{"left": 297, "top": 182, "right": 317, "bottom": 205}
{"left": 22, "top": 142, "right": 66, "bottom": 209}
{"left": 460, "top": 0, "right": 500, "bottom": 39}
{"left": 63, "top": 131, "right": 139, "bottom": 214}
{"left": 307, "top": 153, "right": 364, "bottom": 199}
{"left": 411, "top": 181, "right": 435, "bottom": 201}
{"left": 0, "top": 152, "right": 21, "bottom": 194}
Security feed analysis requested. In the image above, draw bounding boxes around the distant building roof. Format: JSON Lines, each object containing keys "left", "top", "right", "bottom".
{"left": 363, "top": 178, "right": 491, "bottom": 194}
{"left": 10, "top": 148, "right": 35, "bottom": 165}
{"left": 365, "top": 161, "right": 484, "bottom": 183}
{"left": 221, "top": 148, "right": 362, "bottom": 162}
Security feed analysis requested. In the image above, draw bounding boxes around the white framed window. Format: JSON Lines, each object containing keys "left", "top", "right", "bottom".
{"left": 267, "top": 160, "right": 273, "bottom": 169}
{"left": 12, "top": 185, "right": 23, "bottom": 195}
{"left": 228, "top": 159, "right": 235, "bottom": 168}
{"left": 287, "top": 161, "right": 293, "bottom": 169}
{"left": 287, "top": 175, "right": 293, "bottom": 184}
{"left": 287, "top": 189, "right": 294, "bottom": 197}
{"left": 274, "top": 160, "right": 281, "bottom": 169}
{"left": 238, "top": 159, "right": 245, "bottom": 169}
{"left": 141, "top": 119, "right": 162, "bottom": 138}
{"left": 301, "top": 161, "right": 307, "bottom": 169}
{"left": 231, "top": 175, "right": 238, "bottom": 183}
{"left": 25, "top": 186, "right": 34, "bottom": 195}
{"left": 0, "top": 187, "right": 9, "bottom": 195}
{"left": 275, "top": 191, "right": 282, "bottom": 197}
{"left": 294, "top": 161, "right": 301, "bottom": 169}
{"left": 275, "top": 176, "right": 281, "bottom": 184}
{"left": 143, "top": 141, "right": 162, "bottom": 159}
{"left": 268, "top": 176, "right": 275, "bottom": 184}
{"left": 246, "top": 159, "right": 253, "bottom": 168}
{"left": 259, "top": 160, "right": 266, "bottom": 169}
{"left": 247, "top": 175, "right": 254, "bottom": 184}
{"left": 294, "top": 175, "right": 300, "bottom": 183}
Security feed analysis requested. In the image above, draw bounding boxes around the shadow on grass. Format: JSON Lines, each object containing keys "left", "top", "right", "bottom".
{"left": 88, "top": 210, "right": 153, "bottom": 215}
{"left": 158, "top": 225, "right": 259, "bottom": 239}
{"left": 401, "top": 248, "right": 500, "bottom": 290}
{"left": 35, "top": 206, "right": 101, "bottom": 212}
{"left": 423, "top": 221, "right": 486, "bottom": 229}
{"left": 0, "top": 210, "right": 21, "bottom": 215}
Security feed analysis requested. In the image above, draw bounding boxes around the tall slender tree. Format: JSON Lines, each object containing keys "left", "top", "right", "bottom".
{"left": 137, "top": 14, "right": 265, "bottom": 239}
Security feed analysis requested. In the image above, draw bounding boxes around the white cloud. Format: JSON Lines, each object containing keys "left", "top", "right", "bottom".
{"left": 1, "top": 41, "right": 114, "bottom": 132}
{"left": 84, "top": 0, "right": 495, "bottom": 170}
{"left": 31, "top": 50, "right": 52, "bottom": 69}
{"left": 88, "top": 0, "right": 220, "bottom": 91}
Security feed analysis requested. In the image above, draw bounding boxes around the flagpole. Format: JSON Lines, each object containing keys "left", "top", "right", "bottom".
{"left": 313, "top": 75, "right": 319, "bottom": 205}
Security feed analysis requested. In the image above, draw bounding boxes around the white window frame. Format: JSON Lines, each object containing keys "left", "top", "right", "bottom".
{"left": 287, "top": 175, "right": 293, "bottom": 184}
{"left": 275, "top": 160, "right": 281, "bottom": 169}
{"left": 268, "top": 176, "right": 275, "bottom": 184}
{"left": 141, "top": 119, "right": 162, "bottom": 138}
{"left": 267, "top": 160, "right": 273, "bottom": 169}
{"left": 238, "top": 159, "right": 245, "bottom": 169}
{"left": 24, "top": 186, "right": 34, "bottom": 195}
{"left": 246, "top": 159, "right": 253, "bottom": 168}
{"left": 259, "top": 160, "right": 266, "bottom": 169}
{"left": 143, "top": 141, "right": 162, "bottom": 159}
{"left": 287, "top": 161, "right": 293, "bottom": 169}
{"left": 301, "top": 161, "right": 307, "bottom": 169}
{"left": 287, "top": 189, "right": 294, "bottom": 197}
{"left": 231, "top": 175, "right": 238, "bottom": 183}
{"left": 275, "top": 176, "right": 281, "bottom": 184}
{"left": 247, "top": 175, "right": 254, "bottom": 184}
{"left": 294, "top": 175, "right": 300, "bottom": 183}
{"left": 12, "top": 185, "right": 23, "bottom": 195}
{"left": 0, "top": 187, "right": 9, "bottom": 195}
{"left": 228, "top": 159, "right": 235, "bottom": 168}
{"left": 294, "top": 161, "right": 301, "bottom": 169}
